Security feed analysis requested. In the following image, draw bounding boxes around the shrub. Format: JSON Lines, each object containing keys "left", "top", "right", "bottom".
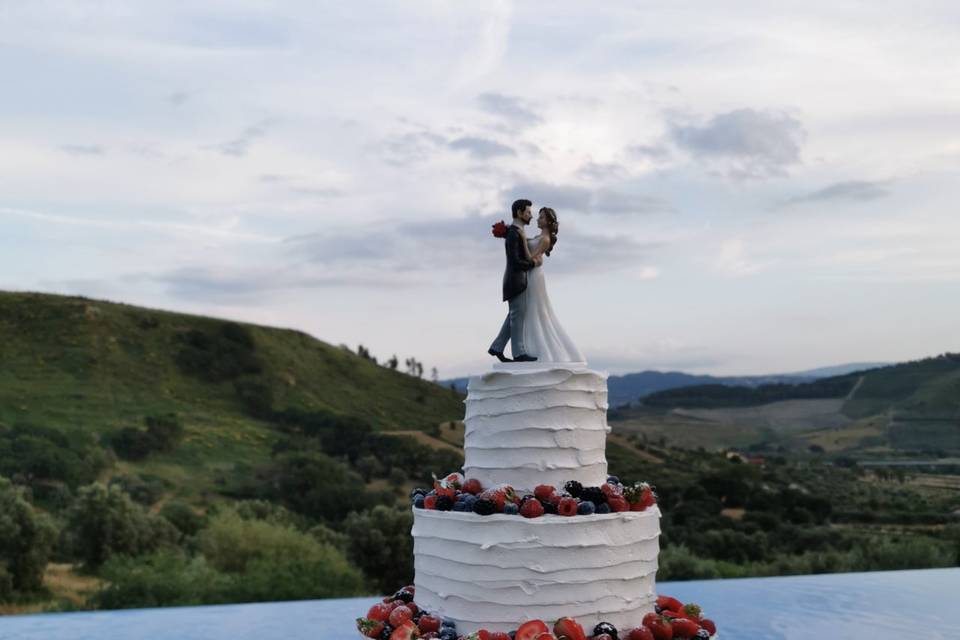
{"left": 0, "top": 476, "right": 58, "bottom": 599}
{"left": 343, "top": 506, "right": 414, "bottom": 594}
{"left": 64, "top": 483, "right": 178, "bottom": 569}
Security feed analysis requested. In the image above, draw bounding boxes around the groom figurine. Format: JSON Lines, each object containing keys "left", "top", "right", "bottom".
{"left": 488, "top": 199, "right": 541, "bottom": 363}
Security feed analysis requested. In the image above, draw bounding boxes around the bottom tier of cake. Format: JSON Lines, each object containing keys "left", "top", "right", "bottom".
{"left": 412, "top": 506, "right": 661, "bottom": 634}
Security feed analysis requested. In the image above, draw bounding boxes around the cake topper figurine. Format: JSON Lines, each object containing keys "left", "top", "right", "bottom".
{"left": 488, "top": 200, "right": 585, "bottom": 364}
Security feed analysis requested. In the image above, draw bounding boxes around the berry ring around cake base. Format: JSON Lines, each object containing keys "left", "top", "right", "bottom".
{"left": 412, "top": 506, "right": 661, "bottom": 635}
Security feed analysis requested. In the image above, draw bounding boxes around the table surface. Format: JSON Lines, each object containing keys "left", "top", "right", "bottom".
{"left": 2, "top": 568, "right": 958, "bottom": 640}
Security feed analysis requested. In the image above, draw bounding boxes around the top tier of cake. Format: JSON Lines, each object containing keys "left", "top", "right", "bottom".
{"left": 462, "top": 363, "right": 609, "bottom": 491}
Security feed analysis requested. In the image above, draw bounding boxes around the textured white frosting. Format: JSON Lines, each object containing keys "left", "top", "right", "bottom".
{"left": 412, "top": 507, "right": 660, "bottom": 634}
{"left": 463, "top": 366, "right": 610, "bottom": 491}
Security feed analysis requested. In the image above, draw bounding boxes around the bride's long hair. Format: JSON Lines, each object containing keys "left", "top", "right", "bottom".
{"left": 539, "top": 207, "right": 559, "bottom": 256}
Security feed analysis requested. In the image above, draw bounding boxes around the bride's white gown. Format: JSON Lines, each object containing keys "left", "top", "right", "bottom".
{"left": 521, "top": 234, "right": 585, "bottom": 363}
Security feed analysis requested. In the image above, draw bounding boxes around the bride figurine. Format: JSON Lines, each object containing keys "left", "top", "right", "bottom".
{"left": 519, "top": 207, "right": 585, "bottom": 364}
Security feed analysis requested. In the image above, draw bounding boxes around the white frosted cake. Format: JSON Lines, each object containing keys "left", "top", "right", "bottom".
{"left": 412, "top": 363, "right": 661, "bottom": 634}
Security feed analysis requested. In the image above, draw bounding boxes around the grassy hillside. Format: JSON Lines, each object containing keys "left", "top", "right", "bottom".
{"left": 616, "top": 353, "right": 960, "bottom": 456}
{"left": 0, "top": 290, "right": 464, "bottom": 497}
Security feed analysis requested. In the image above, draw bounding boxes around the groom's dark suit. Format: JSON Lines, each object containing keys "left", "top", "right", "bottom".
{"left": 490, "top": 221, "right": 537, "bottom": 358}
{"left": 503, "top": 224, "right": 536, "bottom": 301}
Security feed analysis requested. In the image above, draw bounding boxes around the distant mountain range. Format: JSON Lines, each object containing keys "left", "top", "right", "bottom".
{"left": 441, "top": 362, "right": 889, "bottom": 408}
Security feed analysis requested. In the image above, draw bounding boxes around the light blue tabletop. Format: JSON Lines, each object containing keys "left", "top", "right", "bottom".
{"left": 2, "top": 568, "right": 957, "bottom": 640}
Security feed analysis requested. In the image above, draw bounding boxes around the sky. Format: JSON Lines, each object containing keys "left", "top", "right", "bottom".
{"left": 1, "top": 1, "right": 958, "bottom": 378}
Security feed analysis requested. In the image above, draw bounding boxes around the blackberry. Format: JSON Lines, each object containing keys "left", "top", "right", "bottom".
{"left": 410, "top": 487, "right": 427, "bottom": 501}
{"left": 543, "top": 501, "right": 558, "bottom": 515}
{"left": 580, "top": 486, "right": 607, "bottom": 505}
{"left": 564, "top": 480, "right": 584, "bottom": 498}
{"left": 438, "top": 629, "right": 457, "bottom": 640}
{"left": 393, "top": 587, "right": 415, "bottom": 603}
{"left": 435, "top": 495, "right": 454, "bottom": 511}
{"left": 696, "top": 630, "right": 711, "bottom": 639}
{"left": 378, "top": 623, "right": 394, "bottom": 640}
{"left": 593, "top": 622, "right": 618, "bottom": 639}
{"left": 654, "top": 603, "right": 663, "bottom": 614}
{"left": 473, "top": 498, "right": 496, "bottom": 515}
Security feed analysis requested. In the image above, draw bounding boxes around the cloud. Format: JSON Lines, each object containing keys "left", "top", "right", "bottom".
{"left": 59, "top": 144, "right": 104, "bottom": 156}
{"left": 503, "top": 182, "right": 673, "bottom": 215}
{"left": 207, "top": 120, "right": 272, "bottom": 157}
{"left": 781, "top": 180, "right": 892, "bottom": 207}
{"left": 381, "top": 130, "right": 447, "bottom": 166}
{"left": 477, "top": 92, "right": 542, "bottom": 129}
{"left": 504, "top": 182, "right": 593, "bottom": 211}
{"left": 668, "top": 108, "right": 805, "bottom": 180}
{"left": 448, "top": 136, "right": 516, "bottom": 159}
{"left": 577, "top": 161, "right": 628, "bottom": 181}
{"left": 626, "top": 144, "right": 671, "bottom": 161}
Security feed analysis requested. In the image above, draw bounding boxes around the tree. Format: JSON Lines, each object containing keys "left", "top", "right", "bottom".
{"left": 0, "top": 476, "right": 57, "bottom": 598}
{"left": 431, "top": 367, "right": 438, "bottom": 383}
{"left": 387, "top": 355, "right": 398, "bottom": 370}
{"left": 344, "top": 506, "right": 414, "bottom": 594}
{"left": 64, "top": 483, "right": 178, "bottom": 569}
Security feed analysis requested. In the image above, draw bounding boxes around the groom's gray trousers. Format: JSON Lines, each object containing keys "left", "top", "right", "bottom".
{"left": 490, "top": 292, "right": 527, "bottom": 358}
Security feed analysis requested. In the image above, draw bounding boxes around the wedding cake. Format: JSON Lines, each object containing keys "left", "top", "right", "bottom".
{"left": 355, "top": 206, "right": 718, "bottom": 639}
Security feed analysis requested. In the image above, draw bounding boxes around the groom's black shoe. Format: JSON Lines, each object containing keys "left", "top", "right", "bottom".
{"left": 513, "top": 354, "right": 538, "bottom": 362}
{"left": 488, "top": 348, "right": 512, "bottom": 362}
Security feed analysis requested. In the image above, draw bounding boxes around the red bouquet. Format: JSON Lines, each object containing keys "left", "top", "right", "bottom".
{"left": 491, "top": 220, "right": 508, "bottom": 238}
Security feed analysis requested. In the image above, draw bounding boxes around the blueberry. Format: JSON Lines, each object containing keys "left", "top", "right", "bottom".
{"left": 503, "top": 503, "right": 519, "bottom": 515}
{"left": 463, "top": 495, "right": 477, "bottom": 510}
{"left": 452, "top": 501, "right": 467, "bottom": 511}
{"left": 413, "top": 495, "right": 425, "bottom": 509}
{"left": 577, "top": 500, "right": 596, "bottom": 515}
{"left": 438, "top": 629, "right": 457, "bottom": 640}
{"left": 393, "top": 588, "right": 414, "bottom": 603}
{"left": 596, "top": 502, "right": 611, "bottom": 514}
{"left": 441, "top": 618, "right": 457, "bottom": 629}
{"left": 606, "top": 475, "right": 621, "bottom": 485}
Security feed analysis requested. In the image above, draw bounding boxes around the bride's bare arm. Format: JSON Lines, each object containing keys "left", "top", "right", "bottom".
{"left": 529, "top": 236, "right": 551, "bottom": 260}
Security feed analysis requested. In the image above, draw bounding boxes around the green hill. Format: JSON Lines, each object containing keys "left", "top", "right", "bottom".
{"left": 620, "top": 354, "right": 960, "bottom": 455}
{"left": 0, "top": 290, "right": 464, "bottom": 496}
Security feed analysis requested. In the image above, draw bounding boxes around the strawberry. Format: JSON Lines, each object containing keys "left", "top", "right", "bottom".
{"left": 488, "top": 632, "right": 511, "bottom": 640}
{"left": 520, "top": 498, "right": 544, "bottom": 518}
{"left": 444, "top": 472, "right": 464, "bottom": 487}
{"left": 607, "top": 494, "right": 629, "bottom": 512}
{"left": 357, "top": 617, "right": 385, "bottom": 638}
{"left": 389, "top": 619, "right": 421, "bottom": 640}
{"left": 626, "top": 627, "right": 654, "bottom": 640}
{"left": 553, "top": 616, "right": 586, "bottom": 640}
{"left": 367, "top": 602, "right": 392, "bottom": 622}
{"left": 515, "top": 620, "right": 550, "bottom": 640}
{"left": 463, "top": 478, "right": 483, "bottom": 495}
{"left": 389, "top": 605, "right": 413, "bottom": 627}
{"left": 601, "top": 482, "right": 623, "bottom": 497}
{"left": 644, "top": 615, "right": 673, "bottom": 640}
{"left": 680, "top": 604, "right": 701, "bottom": 622}
{"left": 669, "top": 618, "right": 698, "bottom": 639}
{"left": 699, "top": 619, "right": 716, "bottom": 636}
{"left": 656, "top": 596, "right": 684, "bottom": 613}
{"left": 534, "top": 484, "right": 556, "bottom": 502}
{"left": 418, "top": 615, "right": 441, "bottom": 633}
{"left": 424, "top": 495, "right": 437, "bottom": 510}
{"left": 557, "top": 497, "right": 578, "bottom": 516}
{"left": 631, "top": 486, "right": 656, "bottom": 511}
